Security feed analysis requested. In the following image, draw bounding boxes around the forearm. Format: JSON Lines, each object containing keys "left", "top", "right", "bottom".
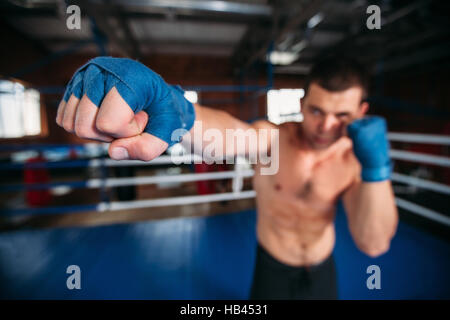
{"left": 345, "top": 180, "right": 398, "bottom": 257}
{"left": 192, "top": 103, "right": 252, "bottom": 136}
{"left": 180, "top": 103, "right": 261, "bottom": 158}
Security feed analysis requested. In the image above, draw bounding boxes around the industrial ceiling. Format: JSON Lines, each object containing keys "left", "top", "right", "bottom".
{"left": 1, "top": 0, "right": 449, "bottom": 75}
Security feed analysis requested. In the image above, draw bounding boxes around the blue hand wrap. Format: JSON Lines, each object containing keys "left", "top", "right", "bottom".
{"left": 63, "top": 56, "right": 195, "bottom": 147}
{"left": 347, "top": 116, "right": 392, "bottom": 182}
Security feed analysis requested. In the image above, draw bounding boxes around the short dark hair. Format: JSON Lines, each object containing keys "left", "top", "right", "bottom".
{"left": 304, "top": 57, "right": 370, "bottom": 102}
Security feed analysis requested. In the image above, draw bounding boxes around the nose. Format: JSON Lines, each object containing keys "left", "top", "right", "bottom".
{"left": 319, "top": 114, "right": 339, "bottom": 133}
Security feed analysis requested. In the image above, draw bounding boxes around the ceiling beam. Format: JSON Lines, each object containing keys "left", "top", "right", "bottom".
{"left": 233, "top": 0, "right": 325, "bottom": 70}
{"left": 74, "top": 0, "right": 140, "bottom": 58}
{"left": 116, "top": 11, "right": 141, "bottom": 59}
{"left": 381, "top": 42, "right": 450, "bottom": 73}
{"left": 318, "top": 0, "right": 432, "bottom": 60}
{"left": 2, "top": 3, "right": 272, "bottom": 25}
{"left": 98, "top": 0, "right": 273, "bottom": 16}
{"left": 0, "top": 19, "right": 50, "bottom": 55}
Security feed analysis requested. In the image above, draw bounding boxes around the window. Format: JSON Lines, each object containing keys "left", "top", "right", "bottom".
{"left": 0, "top": 80, "right": 42, "bottom": 138}
{"left": 267, "top": 89, "right": 304, "bottom": 124}
{"left": 184, "top": 91, "right": 198, "bottom": 104}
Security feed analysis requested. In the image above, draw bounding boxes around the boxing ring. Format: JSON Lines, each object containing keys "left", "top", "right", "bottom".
{"left": 0, "top": 132, "right": 449, "bottom": 299}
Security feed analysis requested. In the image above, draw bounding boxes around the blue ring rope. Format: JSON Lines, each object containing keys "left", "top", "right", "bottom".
{"left": 0, "top": 204, "right": 98, "bottom": 216}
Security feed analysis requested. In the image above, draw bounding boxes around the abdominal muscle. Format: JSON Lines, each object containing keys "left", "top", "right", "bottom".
{"left": 255, "top": 190, "right": 337, "bottom": 267}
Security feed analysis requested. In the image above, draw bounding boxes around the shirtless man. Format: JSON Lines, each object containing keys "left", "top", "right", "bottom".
{"left": 56, "top": 56, "right": 398, "bottom": 300}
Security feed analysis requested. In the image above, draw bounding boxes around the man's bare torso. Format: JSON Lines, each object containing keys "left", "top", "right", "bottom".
{"left": 253, "top": 122, "right": 360, "bottom": 267}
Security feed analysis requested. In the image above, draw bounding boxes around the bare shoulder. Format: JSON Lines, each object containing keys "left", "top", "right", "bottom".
{"left": 250, "top": 119, "right": 279, "bottom": 130}
{"left": 249, "top": 120, "right": 279, "bottom": 166}
{"left": 278, "top": 121, "right": 303, "bottom": 141}
{"left": 252, "top": 121, "right": 300, "bottom": 145}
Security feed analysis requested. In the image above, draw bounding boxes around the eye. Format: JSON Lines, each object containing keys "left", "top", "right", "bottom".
{"left": 336, "top": 113, "right": 350, "bottom": 120}
{"left": 311, "top": 108, "right": 322, "bottom": 115}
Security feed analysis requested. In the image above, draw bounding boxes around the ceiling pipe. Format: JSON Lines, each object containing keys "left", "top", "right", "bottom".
{"left": 91, "top": 0, "right": 273, "bottom": 16}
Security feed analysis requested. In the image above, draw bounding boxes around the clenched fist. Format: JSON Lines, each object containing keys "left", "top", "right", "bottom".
{"left": 56, "top": 57, "right": 195, "bottom": 161}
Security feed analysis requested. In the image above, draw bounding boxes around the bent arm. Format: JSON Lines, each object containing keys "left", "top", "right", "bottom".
{"left": 342, "top": 176, "right": 398, "bottom": 257}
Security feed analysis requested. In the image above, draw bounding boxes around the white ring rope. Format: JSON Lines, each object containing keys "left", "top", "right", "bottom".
{"left": 84, "top": 167, "right": 448, "bottom": 228}
{"left": 395, "top": 197, "right": 450, "bottom": 227}
{"left": 97, "top": 190, "right": 257, "bottom": 212}
{"left": 391, "top": 172, "right": 450, "bottom": 195}
{"left": 27, "top": 136, "right": 450, "bottom": 226}
{"left": 390, "top": 150, "right": 450, "bottom": 167}
{"left": 388, "top": 132, "right": 450, "bottom": 145}
{"left": 87, "top": 150, "right": 450, "bottom": 169}
{"left": 88, "top": 154, "right": 204, "bottom": 168}
{"left": 87, "top": 169, "right": 255, "bottom": 188}
{"left": 87, "top": 154, "right": 244, "bottom": 167}
{"left": 85, "top": 170, "right": 448, "bottom": 195}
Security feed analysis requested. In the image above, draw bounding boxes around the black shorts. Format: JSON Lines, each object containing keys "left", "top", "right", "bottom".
{"left": 249, "top": 243, "right": 338, "bottom": 300}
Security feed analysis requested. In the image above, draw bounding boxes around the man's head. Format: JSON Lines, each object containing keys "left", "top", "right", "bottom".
{"left": 300, "top": 57, "right": 370, "bottom": 150}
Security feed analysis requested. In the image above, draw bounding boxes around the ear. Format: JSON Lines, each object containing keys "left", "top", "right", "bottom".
{"left": 300, "top": 96, "right": 306, "bottom": 113}
{"left": 359, "top": 101, "right": 369, "bottom": 117}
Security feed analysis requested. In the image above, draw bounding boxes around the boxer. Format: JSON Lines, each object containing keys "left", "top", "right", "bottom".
{"left": 56, "top": 56, "right": 398, "bottom": 299}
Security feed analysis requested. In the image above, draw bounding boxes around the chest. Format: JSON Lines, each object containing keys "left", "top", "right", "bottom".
{"left": 273, "top": 140, "right": 356, "bottom": 202}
